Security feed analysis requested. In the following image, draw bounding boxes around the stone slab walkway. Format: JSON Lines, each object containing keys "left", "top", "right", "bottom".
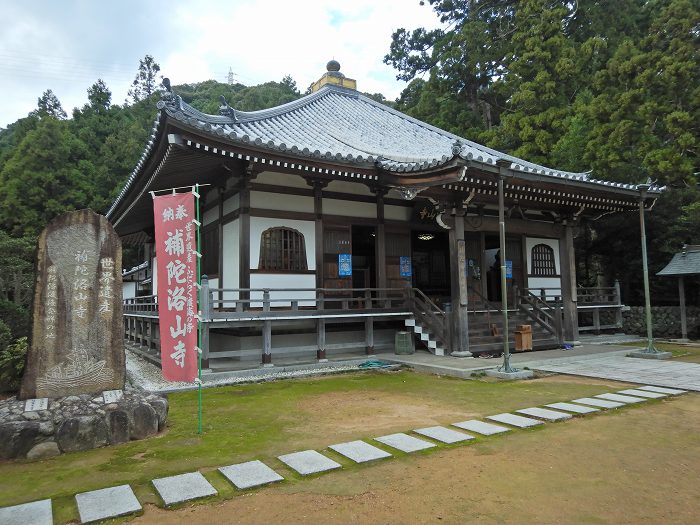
{"left": 74, "top": 485, "right": 141, "bottom": 524}
{"left": 219, "top": 460, "right": 284, "bottom": 490}
{"left": 278, "top": 450, "right": 341, "bottom": 476}
{"left": 516, "top": 407, "right": 572, "bottom": 421}
{"left": 0, "top": 499, "right": 52, "bottom": 525}
{"left": 375, "top": 433, "right": 436, "bottom": 453}
{"left": 572, "top": 397, "right": 624, "bottom": 409}
{"left": 545, "top": 402, "right": 599, "bottom": 414}
{"left": 329, "top": 440, "right": 392, "bottom": 463}
{"left": 152, "top": 472, "right": 217, "bottom": 506}
{"left": 413, "top": 426, "right": 474, "bottom": 444}
{"left": 452, "top": 420, "right": 511, "bottom": 435}
{"left": 531, "top": 354, "right": 700, "bottom": 391}
{"left": 487, "top": 413, "right": 544, "bottom": 428}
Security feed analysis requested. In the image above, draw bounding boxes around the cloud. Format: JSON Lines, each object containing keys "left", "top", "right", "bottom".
{"left": 0, "top": 0, "right": 442, "bottom": 127}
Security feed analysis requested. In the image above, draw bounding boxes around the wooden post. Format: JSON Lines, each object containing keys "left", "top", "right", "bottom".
{"left": 201, "top": 324, "right": 210, "bottom": 369}
{"left": 376, "top": 189, "right": 387, "bottom": 289}
{"left": 200, "top": 275, "right": 211, "bottom": 367}
{"left": 449, "top": 209, "right": 471, "bottom": 356}
{"left": 679, "top": 276, "right": 688, "bottom": 340}
{"left": 217, "top": 186, "right": 224, "bottom": 307}
{"left": 614, "top": 279, "right": 623, "bottom": 329}
{"left": 317, "top": 318, "right": 327, "bottom": 361}
{"left": 559, "top": 221, "right": 579, "bottom": 344}
{"left": 239, "top": 172, "right": 252, "bottom": 303}
{"left": 311, "top": 180, "right": 326, "bottom": 289}
{"left": 365, "top": 316, "right": 374, "bottom": 355}
{"left": 593, "top": 308, "right": 601, "bottom": 334}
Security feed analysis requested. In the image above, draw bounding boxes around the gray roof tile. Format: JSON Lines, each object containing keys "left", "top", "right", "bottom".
{"left": 657, "top": 248, "right": 700, "bottom": 276}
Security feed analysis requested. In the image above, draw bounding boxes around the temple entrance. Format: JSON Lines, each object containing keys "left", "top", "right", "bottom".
{"left": 484, "top": 234, "right": 523, "bottom": 303}
{"left": 412, "top": 230, "right": 450, "bottom": 305}
{"left": 351, "top": 225, "right": 376, "bottom": 289}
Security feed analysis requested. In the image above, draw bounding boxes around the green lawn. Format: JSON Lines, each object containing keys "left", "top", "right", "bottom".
{"left": 0, "top": 370, "right": 640, "bottom": 523}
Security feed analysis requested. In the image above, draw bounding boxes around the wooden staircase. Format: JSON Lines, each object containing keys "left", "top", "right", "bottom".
{"left": 465, "top": 310, "right": 560, "bottom": 356}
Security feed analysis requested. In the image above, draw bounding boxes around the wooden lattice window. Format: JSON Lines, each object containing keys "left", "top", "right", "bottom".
{"left": 259, "top": 227, "right": 307, "bottom": 271}
{"left": 531, "top": 243, "right": 556, "bottom": 276}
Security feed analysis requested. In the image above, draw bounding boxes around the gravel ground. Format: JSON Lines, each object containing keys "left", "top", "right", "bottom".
{"left": 125, "top": 350, "right": 390, "bottom": 393}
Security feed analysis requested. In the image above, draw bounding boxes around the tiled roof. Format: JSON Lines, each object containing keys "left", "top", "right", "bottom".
{"left": 657, "top": 247, "right": 700, "bottom": 276}
{"left": 107, "top": 83, "right": 663, "bottom": 219}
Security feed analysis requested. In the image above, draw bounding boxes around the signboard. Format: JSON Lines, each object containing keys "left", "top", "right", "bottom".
{"left": 506, "top": 260, "right": 513, "bottom": 279}
{"left": 338, "top": 253, "right": 352, "bottom": 277}
{"left": 400, "top": 256, "right": 412, "bottom": 277}
{"left": 458, "top": 240, "right": 467, "bottom": 306}
{"left": 153, "top": 193, "right": 198, "bottom": 382}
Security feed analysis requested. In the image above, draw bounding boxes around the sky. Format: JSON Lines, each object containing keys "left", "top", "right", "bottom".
{"left": 0, "top": 0, "right": 443, "bottom": 128}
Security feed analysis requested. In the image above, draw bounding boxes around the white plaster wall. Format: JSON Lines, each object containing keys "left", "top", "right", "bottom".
{"left": 256, "top": 171, "right": 309, "bottom": 188}
{"left": 251, "top": 191, "right": 314, "bottom": 214}
{"left": 122, "top": 282, "right": 136, "bottom": 299}
{"left": 385, "top": 204, "right": 412, "bottom": 222}
{"left": 151, "top": 256, "right": 158, "bottom": 295}
{"left": 322, "top": 198, "right": 376, "bottom": 219}
{"left": 250, "top": 217, "right": 316, "bottom": 270}
{"left": 223, "top": 194, "right": 240, "bottom": 216}
{"left": 326, "top": 179, "right": 373, "bottom": 196}
{"left": 222, "top": 219, "right": 240, "bottom": 302}
{"left": 250, "top": 273, "right": 316, "bottom": 307}
{"left": 525, "top": 237, "right": 561, "bottom": 297}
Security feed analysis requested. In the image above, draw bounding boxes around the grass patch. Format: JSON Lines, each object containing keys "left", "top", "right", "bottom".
{"left": 0, "top": 369, "right": 639, "bottom": 522}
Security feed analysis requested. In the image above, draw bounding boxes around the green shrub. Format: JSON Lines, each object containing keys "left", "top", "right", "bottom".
{"left": 0, "top": 300, "right": 30, "bottom": 340}
{"left": 0, "top": 336, "right": 27, "bottom": 393}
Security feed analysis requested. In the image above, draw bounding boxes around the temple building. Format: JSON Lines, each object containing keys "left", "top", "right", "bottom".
{"left": 110, "top": 61, "right": 662, "bottom": 371}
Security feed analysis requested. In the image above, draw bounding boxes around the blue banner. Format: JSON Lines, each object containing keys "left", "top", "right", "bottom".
{"left": 400, "top": 256, "right": 412, "bottom": 277}
{"left": 338, "top": 253, "right": 352, "bottom": 276}
{"left": 506, "top": 260, "right": 513, "bottom": 279}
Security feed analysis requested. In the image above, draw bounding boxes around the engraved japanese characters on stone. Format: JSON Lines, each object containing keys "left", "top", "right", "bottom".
{"left": 20, "top": 209, "right": 124, "bottom": 400}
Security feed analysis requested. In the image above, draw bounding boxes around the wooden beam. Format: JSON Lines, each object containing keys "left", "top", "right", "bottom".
{"left": 679, "top": 276, "right": 688, "bottom": 340}
{"left": 559, "top": 222, "right": 579, "bottom": 343}
{"left": 239, "top": 171, "right": 252, "bottom": 301}
{"left": 449, "top": 210, "right": 470, "bottom": 355}
{"left": 376, "top": 189, "right": 387, "bottom": 289}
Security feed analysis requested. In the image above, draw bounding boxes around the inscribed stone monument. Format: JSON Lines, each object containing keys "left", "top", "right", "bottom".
{"left": 19, "top": 209, "right": 124, "bottom": 400}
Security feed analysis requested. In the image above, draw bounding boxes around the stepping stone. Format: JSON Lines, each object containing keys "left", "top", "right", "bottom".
{"left": 639, "top": 385, "right": 687, "bottom": 395}
{"left": 278, "top": 450, "right": 341, "bottom": 476}
{"left": 75, "top": 485, "right": 141, "bottom": 524}
{"left": 545, "top": 402, "right": 600, "bottom": 414}
{"left": 329, "top": 440, "right": 392, "bottom": 463}
{"left": 452, "top": 420, "right": 511, "bottom": 436}
{"left": 595, "top": 393, "right": 646, "bottom": 404}
{"left": 572, "top": 397, "right": 624, "bottom": 409}
{"left": 516, "top": 407, "right": 572, "bottom": 421}
{"left": 617, "top": 389, "right": 666, "bottom": 399}
{"left": 152, "top": 472, "right": 217, "bottom": 506}
{"left": 375, "top": 433, "right": 436, "bottom": 453}
{"left": 413, "top": 426, "right": 474, "bottom": 444}
{"left": 486, "top": 413, "right": 544, "bottom": 428}
{"left": 0, "top": 499, "right": 52, "bottom": 525}
{"left": 219, "top": 460, "right": 284, "bottom": 490}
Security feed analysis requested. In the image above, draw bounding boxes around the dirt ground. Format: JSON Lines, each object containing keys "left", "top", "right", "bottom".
{"left": 133, "top": 393, "right": 700, "bottom": 525}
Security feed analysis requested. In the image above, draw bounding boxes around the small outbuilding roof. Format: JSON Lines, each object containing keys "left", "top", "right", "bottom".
{"left": 657, "top": 245, "right": 700, "bottom": 276}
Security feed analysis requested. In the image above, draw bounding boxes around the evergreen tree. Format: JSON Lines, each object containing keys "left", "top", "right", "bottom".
{"left": 32, "top": 89, "right": 67, "bottom": 120}
{"left": 127, "top": 54, "right": 162, "bottom": 103}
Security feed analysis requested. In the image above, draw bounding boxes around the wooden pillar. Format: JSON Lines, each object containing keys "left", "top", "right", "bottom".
{"left": 559, "top": 221, "right": 579, "bottom": 344}
{"left": 679, "top": 276, "right": 688, "bottom": 340}
{"left": 449, "top": 209, "right": 471, "bottom": 356}
{"left": 200, "top": 275, "right": 211, "bottom": 368}
{"left": 239, "top": 171, "right": 252, "bottom": 302}
{"left": 217, "top": 186, "right": 224, "bottom": 306}
{"left": 310, "top": 180, "right": 327, "bottom": 289}
{"left": 317, "top": 318, "right": 327, "bottom": 361}
{"left": 375, "top": 189, "right": 387, "bottom": 289}
{"left": 614, "top": 279, "right": 623, "bottom": 329}
{"left": 365, "top": 316, "right": 374, "bottom": 355}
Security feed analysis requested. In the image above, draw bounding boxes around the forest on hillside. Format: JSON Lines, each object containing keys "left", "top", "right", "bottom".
{"left": 0, "top": 0, "right": 698, "bottom": 382}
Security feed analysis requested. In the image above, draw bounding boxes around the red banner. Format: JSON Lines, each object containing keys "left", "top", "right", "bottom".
{"left": 153, "top": 192, "right": 198, "bottom": 382}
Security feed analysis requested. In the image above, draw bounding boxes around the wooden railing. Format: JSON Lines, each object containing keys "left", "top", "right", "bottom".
{"left": 517, "top": 289, "right": 563, "bottom": 345}
{"left": 410, "top": 288, "right": 450, "bottom": 350}
{"left": 576, "top": 281, "right": 623, "bottom": 332}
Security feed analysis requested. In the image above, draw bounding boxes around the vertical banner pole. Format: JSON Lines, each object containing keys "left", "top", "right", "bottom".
{"left": 195, "top": 183, "right": 203, "bottom": 434}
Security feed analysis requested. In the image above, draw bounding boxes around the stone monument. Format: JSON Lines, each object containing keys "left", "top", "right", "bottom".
{"left": 20, "top": 209, "right": 124, "bottom": 400}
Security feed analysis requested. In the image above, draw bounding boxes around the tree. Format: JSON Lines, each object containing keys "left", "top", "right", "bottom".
{"left": 31, "top": 89, "right": 67, "bottom": 120}
{"left": 127, "top": 55, "right": 163, "bottom": 103}
{"left": 86, "top": 79, "right": 112, "bottom": 113}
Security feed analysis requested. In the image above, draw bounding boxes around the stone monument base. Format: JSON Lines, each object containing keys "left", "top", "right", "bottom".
{"left": 0, "top": 388, "right": 168, "bottom": 460}
{"left": 627, "top": 350, "right": 673, "bottom": 360}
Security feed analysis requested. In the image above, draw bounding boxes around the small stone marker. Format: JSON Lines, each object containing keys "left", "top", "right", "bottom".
{"left": 516, "top": 407, "right": 572, "bottom": 421}
{"left": 572, "top": 397, "right": 624, "bottom": 409}
{"left": 413, "top": 426, "right": 474, "bottom": 444}
{"left": 639, "top": 385, "right": 687, "bottom": 395}
{"left": 20, "top": 209, "right": 124, "bottom": 400}
{"left": 545, "top": 402, "right": 599, "bottom": 414}
{"left": 75, "top": 484, "right": 141, "bottom": 524}
{"left": 0, "top": 499, "right": 53, "bottom": 525}
{"left": 219, "top": 460, "right": 284, "bottom": 489}
{"left": 617, "top": 389, "right": 666, "bottom": 399}
{"left": 595, "top": 393, "right": 646, "bottom": 404}
{"left": 24, "top": 398, "right": 49, "bottom": 412}
{"left": 486, "top": 413, "right": 544, "bottom": 428}
{"left": 278, "top": 450, "right": 342, "bottom": 476}
{"left": 152, "top": 472, "right": 217, "bottom": 506}
{"left": 329, "top": 440, "right": 392, "bottom": 463}
{"left": 375, "top": 433, "right": 436, "bottom": 453}
{"left": 452, "top": 420, "right": 511, "bottom": 435}
{"left": 102, "top": 389, "right": 123, "bottom": 404}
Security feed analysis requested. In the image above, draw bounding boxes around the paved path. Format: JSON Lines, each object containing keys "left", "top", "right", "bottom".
{"left": 530, "top": 354, "right": 700, "bottom": 391}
